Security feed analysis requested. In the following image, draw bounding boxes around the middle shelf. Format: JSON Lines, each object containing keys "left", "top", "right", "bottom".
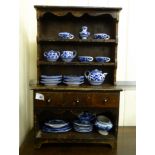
{"left": 37, "top": 61, "right": 116, "bottom": 66}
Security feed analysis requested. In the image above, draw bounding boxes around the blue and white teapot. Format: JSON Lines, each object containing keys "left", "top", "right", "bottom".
{"left": 44, "top": 50, "right": 60, "bottom": 62}
{"left": 84, "top": 69, "right": 108, "bottom": 85}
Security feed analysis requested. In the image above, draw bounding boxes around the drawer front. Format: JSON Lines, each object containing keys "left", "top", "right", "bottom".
{"left": 91, "top": 92, "right": 119, "bottom": 108}
{"left": 34, "top": 91, "right": 119, "bottom": 108}
{"left": 34, "top": 92, "right": 63, "bottom": 107}
{"left": 63, "top": 92, "right": 91, "bottom": 107}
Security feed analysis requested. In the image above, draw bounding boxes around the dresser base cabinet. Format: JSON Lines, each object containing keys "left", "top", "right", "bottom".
{"left": 32, "top": 89, "right": 121, "bottom": 148}
{"left": 31, "top": 6, "right": 122, "bottom": 149}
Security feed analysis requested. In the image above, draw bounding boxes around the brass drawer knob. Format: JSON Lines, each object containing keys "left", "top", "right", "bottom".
{"left": 47, "top": 98, "right": 51, "bottom": 103}
{"left": 103, "top": 98, "right": 108, "bottom": 103}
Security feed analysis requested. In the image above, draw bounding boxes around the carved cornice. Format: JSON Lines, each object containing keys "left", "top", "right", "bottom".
{"left": 36, "top": 9, "right": 119, "bottom": 21}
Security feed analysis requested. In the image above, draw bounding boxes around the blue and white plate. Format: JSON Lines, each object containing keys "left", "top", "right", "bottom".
{"left": 42, "top": 126, "right": 72, "bottom": 133}
{"left": 73, "top": 120, "right": 92, "bottom": 127}
{"left": 63, "top": 81, "right": 84, "bottom": 86}
{"left": 40, "top": 80, "right": 62, "bottom": 84}
{"left": 44, "top": 120, "right": 69, "bottom": 128}
{"left": 41, "top": 75, "right": 62, "bottom": 79}
{"left": 63, "top": 75, "right": 84, "bottom": 79}
{"left": 74, "top": 127, "right": 93, "bottom": 133}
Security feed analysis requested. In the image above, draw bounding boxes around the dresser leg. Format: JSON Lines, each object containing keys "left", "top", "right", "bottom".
{"left": 34, "top": 141, "right": 42, "bottom": 149}
{"left": 110, "top": 141, "right": 117, "bottom": 149}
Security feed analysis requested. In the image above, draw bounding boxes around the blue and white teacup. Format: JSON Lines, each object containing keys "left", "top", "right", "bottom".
{"left": 44, "top": 50, "right": 60, "bottom": 62}
{"left": 94, "top": 33, "right": 110, "bottom": 40}
{"left": 78, "top": 56, "right": 93, "bottom": 62}
{"left": 58, "top": 32, "right": 74, "bottom": 39}
{"left": 61, "top": 51, "right": 77, "bottom": 62}
{"left": 95, "top": 56, "right": 111, "bottom": 63}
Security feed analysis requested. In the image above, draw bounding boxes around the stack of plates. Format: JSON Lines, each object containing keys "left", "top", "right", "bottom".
{"left": 73, "top": 120, "right": 93, "bottom": 133}
{"left": 42, "top": 119, "right": 72, "bottom": 133}
{"left": 73, "top": 112, "right": 95, "bottom": 133}
{"left": 63, "top": 75, "right": 84, "bottom": 86}
{"left": 40, "top": 75, "right": 62, "bottom": 86}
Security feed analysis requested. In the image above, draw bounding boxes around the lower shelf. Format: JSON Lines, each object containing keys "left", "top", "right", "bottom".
{"left": 35, "top": 130, "right": 116, "bottom": 148}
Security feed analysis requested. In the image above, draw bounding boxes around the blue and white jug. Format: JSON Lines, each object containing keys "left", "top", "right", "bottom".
{"left": 44, "top": 50, "right": 60, "bottom": 62}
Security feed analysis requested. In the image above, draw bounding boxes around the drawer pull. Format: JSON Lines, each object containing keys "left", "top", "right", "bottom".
{"left": 47, "top": 98, "right": 51, "bottom": 103}
{"left": 73, "top": 99, "right": 80, "bottom": 104}
{"left": 103, "top": 98, "right": 108, "bottom": 103}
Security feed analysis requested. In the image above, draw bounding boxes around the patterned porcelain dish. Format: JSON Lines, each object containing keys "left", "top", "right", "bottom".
{"left": 40, "top": 75, "right": 62, "bottom": 86}
{"left": 95, "top": 56, "right": 111, "bottom": 63}
{"left": 63, "top": 75, "right": 84, "bottom": 86}
{"left": 95, "top": 115, "right": 113, "bottom": 135}
{"left": 78, "top": 111, "right": 95, "bottom": 122}
{"left": 58, "top": 32, "right": 74, "bottom": 39}
{"left": 42, "top": 119, "right": 72, "bottom": 133}
{"left": 94, "top": 33, "right": 110, "bottom": 40}
{"left": 73, "top": 120, "right": 93, "bottom": 133}
{"left": 78, "top": 56, "right": 94, "bottom": 62}
{"left": 41, "top": 75, "right": 62, "bottom": 79}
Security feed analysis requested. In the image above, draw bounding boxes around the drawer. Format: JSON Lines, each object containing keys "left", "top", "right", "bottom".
{"left": 34, "top": 92, "right": 63, "bottom": 107}
{"left": 63, "top": 92, "right": 91, "bottom": 107}
{"left": 91, "top": 92, "right": 119, "bottom": 108}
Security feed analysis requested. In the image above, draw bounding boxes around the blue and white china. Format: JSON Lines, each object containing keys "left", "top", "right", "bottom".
{"left": 44, "top": 50, "right": 60, "bottom": 62}
{"left": 41, "top": 75, "right": 62, "bottom": 79}
{"left": 94, "top": 33, "right": 110, "bottom": 40}
{"left": 61, "top": 51, "right": 77, "bottom": 62}
{"left": 42, "top": 125, "right": 72, "bottom": 133}
{"left": 84, "top": 69, "right": 108, "bottom": 85}
{"left": 40, "top": 75, "right": 62, "bottom": 86}
{"left": 78, "top": 56, "right": 94, "bottom": 62}
{"left": 63, "top": 81, "right": 84, "bottom": 86}
{"left": 44, "top": 120, "right": 69, "bottom": 128}
{"left": 95, "top": 56, "right": 111, "bottom": 63}
{"left": 95, "top": 115, "right": 113, "bottom": 135}
{"left": 79, "top": 26, "right": 90, "bottom": 39}
{"left": 63, "top": 75, "right": 84, "bottom": 86}
{"left": 63, "top": 75, "right": 84, "bottom": 79}
{"left": 58, "top": 32, "right": 74, "bottom": 39}
{"left": 78, "top": 111, "right": 95, "bottom": 122}
{"left": 40, "top": 81, "right": 62, "bottom": 86}
{"left": 73, "top": 120, "right": 93, "bottom": 133}
{"left": 73, "top": 120, "right": 92, "bottom": 127}
{"left": 42, "top": 119, "right": 72, "bottom": 133}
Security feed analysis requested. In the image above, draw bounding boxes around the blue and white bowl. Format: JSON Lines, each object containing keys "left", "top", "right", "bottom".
{"left": 95, "top": 115, "right": 113, "bottom": 135}
{"left": 95, "top": 56, "right": 111, "bottom": 63}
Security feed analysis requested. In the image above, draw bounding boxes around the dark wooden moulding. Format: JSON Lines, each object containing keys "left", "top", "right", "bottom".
{"left": 31, "top": 5, "right": 122, "bottom": 148}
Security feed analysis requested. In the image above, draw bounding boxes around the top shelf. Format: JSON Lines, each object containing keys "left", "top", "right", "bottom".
{"left": 37, "top": 38, "right": 117, "bottom": 44}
